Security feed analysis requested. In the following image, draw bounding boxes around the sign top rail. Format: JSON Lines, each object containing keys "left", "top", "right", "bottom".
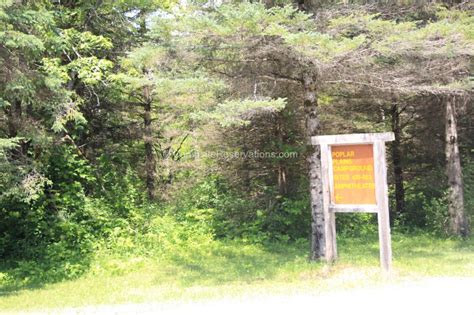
{"left": 311, "top": 132, "right": 395, "bottom": 145}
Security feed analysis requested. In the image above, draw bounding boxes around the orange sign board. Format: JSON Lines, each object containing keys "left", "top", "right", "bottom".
{"left": 331, "top": 144, "right": 376, "bottom": 205}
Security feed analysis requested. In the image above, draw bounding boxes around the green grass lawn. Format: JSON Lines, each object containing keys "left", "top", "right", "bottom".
{"left": 1, "top": 233, "right": 473, "bottom": 313}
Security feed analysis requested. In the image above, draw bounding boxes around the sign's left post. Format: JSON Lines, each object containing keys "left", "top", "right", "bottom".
{"left": 320, "top": 144, "right": 337, "bottom": 263}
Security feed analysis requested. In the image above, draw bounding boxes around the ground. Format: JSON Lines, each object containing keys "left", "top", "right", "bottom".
{"left": 16, "top": 277, "right": 474, "bottom": 315}
{"left": 1, "top": 233, "right": 473, "bottom": 314}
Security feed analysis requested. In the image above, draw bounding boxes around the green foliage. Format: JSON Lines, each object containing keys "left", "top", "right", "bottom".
{"left": 68, "top": 57, "right": 113, "bottom": 86}
{"left": 165, "top": 176, "right": 311, "bottom": 243}
{"left": 0, "top": 0, "right": 184, "bottom": 288}
{"left": 391, "top": 175, "right": 454, "bottom": 236}
{"left": 284, "top": 31, "right": 366, "bottom": 61}
{"left": 327, "top": 9, "right": 474, "bottom": 58}
{"left": 422, "top": 193, "right": 450, "bottom": 236}
{"left": 336, "top": 213, "right": 378, "bottom": 237}
{"left": 0, "top": 30, "right": 45, "bottom": 54}
{"left": 61, "top": 29, "right": 113, "bottom": 55}
{"left": 93, "top": 153, "right": 145, "bottom": 218}
{"left": 194, "top": 98, "right": 287, "bottom": 127}
{"left": 0, "top": 137, "right": 21, "bottom": 157}
{"left": 262, "top": 198, "right": 311, "bottom": 241}
{"left": 0, "top": 0, "right": 473, "bottom": 296}
{"left": 41, "top": 58, "right": 70, "bottom": 89}
{"left": 0, "top": 145, "right": 94, "bottom": 284}
{"left": 183, "top": 3, "right": 311, "bottom": 38}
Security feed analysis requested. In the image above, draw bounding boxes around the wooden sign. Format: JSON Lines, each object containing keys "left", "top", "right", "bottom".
{"left": 312, "top": 132, "right": 395, "bottom": 272}
{"left": 331, "top": 144, "right": 376, "bottom": 205}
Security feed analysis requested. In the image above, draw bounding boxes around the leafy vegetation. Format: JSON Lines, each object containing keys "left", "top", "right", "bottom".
{"left": 1, "top": 232, "right": 473, "bottom": 311}
{"left": 0, "top": 0, "right": 472, "bottom": 311}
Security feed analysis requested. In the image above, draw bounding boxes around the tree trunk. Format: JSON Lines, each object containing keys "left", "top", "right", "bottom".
{"left": 390, "top": 103, "right": 405, "bottom": 224}
{"left": 303, "top": 73, "right": 325, "bottom": 260}
{"left": 276, "top": 116, "right": 288, "bottom": 196}
{"left": 7, "top": 99, "right": 21, "bottom": 138}
{"left": 277, "top": 164, "right": 288, "bottom": 196}
{"left": 6, "top": 100, "right": 31, "bottom": 158}
{"left": 445, "top": 96, "right": 469, "bottom": 237}
{"left": 143, "top": 85, "right": 156, "bottom": 201}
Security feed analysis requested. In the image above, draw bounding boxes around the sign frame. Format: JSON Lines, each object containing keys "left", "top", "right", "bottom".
{"left": 312, "top": 132, "right": 395, "bottom": 271}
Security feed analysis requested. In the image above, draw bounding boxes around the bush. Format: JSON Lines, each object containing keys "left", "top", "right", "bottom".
{"left": 261, "top": 197, "right": 310, "bottom": 241}
{"left": 423, "top": 192, "right": 449, "bottom": 236}
{"left": 0, "top": 145, "right": 128, "bottom": 286}
{"left": 169, "top": 175, "right": 258, "bottom": 239}
{"left": 336, "top": 213, "right": 378, "bottom": 237}
{"left": 168, "top": 176, "right": 311, "bottom": 242}
{"left": 90, "top": 213, "right": 217, "bottom": 274}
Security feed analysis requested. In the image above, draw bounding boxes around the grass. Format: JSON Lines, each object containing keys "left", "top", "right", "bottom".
{"left": 0, "top": 232, "right": 473, "bottom": 313}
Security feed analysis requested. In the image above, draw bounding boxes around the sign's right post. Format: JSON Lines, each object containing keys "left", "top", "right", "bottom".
{"left": 374, "top": 140, "right": 392, "bottom": 272}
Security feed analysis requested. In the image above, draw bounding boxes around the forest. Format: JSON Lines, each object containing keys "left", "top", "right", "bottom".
{"left": 0, "top": 0, "right": 473, "bottom": 312}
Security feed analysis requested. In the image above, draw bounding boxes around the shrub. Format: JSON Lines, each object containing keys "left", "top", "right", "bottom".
{"left": 423, "top": 192, "right": 449, "bottom": 236}
{"left": 336, "top": 213, "right": 378, "bottom": 237}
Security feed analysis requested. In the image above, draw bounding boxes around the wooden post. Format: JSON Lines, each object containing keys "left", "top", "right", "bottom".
{"left": 320, "top": 144, "right": 337, "bottom": 262}
{"left": 374, "top": 140, "right": 392, "bottom": 272}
